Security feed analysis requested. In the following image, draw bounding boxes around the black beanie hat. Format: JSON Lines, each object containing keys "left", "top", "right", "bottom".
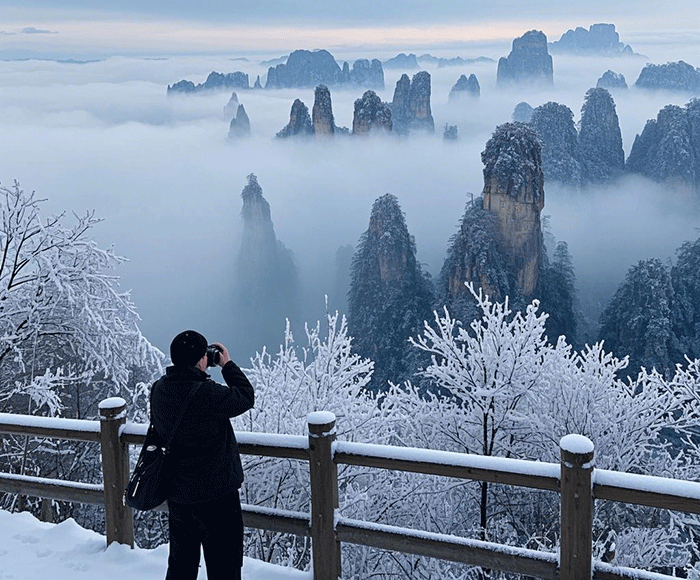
{"left": 170, "top": 330, "right": 208, "bottom": 367}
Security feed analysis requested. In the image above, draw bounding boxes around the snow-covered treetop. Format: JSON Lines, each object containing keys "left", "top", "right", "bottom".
{"left": 481, "top": 122, "right": 543, "bottom": 196}
{"left": 240, "top": 173, "right": 271, "bottom": 223}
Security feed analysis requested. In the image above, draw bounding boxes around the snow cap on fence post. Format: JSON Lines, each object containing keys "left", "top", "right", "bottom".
{"left": 307, "top": 411, "right": 336, "bottom": 436}
{"left": 559, "top": 434, "right": 594, "bottom": 580}
{"left": 98, "top": 397, "right": 127, "bottom": 419}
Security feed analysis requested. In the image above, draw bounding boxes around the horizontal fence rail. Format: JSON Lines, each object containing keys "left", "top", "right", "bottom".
{"left": 334, "top": 440, "right": 561, "bottom": 492}
{"left": 2, "top": 403, "right": 699, "bottom": 580}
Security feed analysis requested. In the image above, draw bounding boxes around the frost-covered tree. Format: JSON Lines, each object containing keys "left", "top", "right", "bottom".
{"left": 530, "top": 101, "right": 583, "bottom": 186}
{"left": 598, "top": 258, "right": 675, "bottom": 378}
{"left": 410, "top": 285, "right": 700, "bottom": 571}
{"left": 0, "top": 180, "right": 163, "bottom": 526}
{"left": 578, "top": 87, "right": 625, "bottom": 184}
{"left": 412, "top": 284, "right": 552, "bottom": 539}
{"left": 347, "top": 194, "right": 433, "bottom": 392}
{"left": 0, "top": 180, "right": 163, "bottom": 416}
{"left": 225, "top": 284, "right": 700, "bottom": 577}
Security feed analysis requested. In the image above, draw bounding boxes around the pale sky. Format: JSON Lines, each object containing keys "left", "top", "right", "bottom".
{"left": 1, "top": 1, "right": 699, "bottom": 58}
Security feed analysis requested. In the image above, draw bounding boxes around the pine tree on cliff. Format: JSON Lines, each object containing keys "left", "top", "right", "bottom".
{"left": 438, "top": 198, "right": 518, "bottom": 324}
{"left": 599, "top": 258, "right": 675, "bottom": 378}
{"left": 348, "top": 194, "right": 434, "bottom": 392}
{"left": 671, "top": 235, "right": 700, "bottom": 363}
{"left": 539, "top": 241, "right": 579, "bottom": 347}
{"left": 232, "top": 174, "right": 298, "bottom": 359}
{"left": 530, "top": 102, "right": 582, "bottom": 186}
{"left": 578, "top": 87, "right": 624, "bottom": 184}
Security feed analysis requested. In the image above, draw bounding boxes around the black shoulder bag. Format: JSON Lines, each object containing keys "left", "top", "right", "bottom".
{"left": 124, "top": 382, "right": 202, "bottom": 511}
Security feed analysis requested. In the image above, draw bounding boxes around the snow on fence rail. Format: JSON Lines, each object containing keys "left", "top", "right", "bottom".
{"left": 1, "top": 404, "right": 699, "bottom": 580}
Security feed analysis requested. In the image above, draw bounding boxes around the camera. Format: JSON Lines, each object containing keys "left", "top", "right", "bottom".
{"left": 206, "top": 344, "right": 222, "bottom": 367}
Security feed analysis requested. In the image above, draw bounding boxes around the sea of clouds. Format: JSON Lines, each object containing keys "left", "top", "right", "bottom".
{"left": 1, "top": 38, "right": 699, "bottom": 356}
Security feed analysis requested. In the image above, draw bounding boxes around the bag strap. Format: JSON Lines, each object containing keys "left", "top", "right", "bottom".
{"left": 149, "top": 379, "right": 204, "bottom": 449}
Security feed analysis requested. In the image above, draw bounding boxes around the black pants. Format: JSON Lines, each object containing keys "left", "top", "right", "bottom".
{"left": 166, "top": 489, "right": 243, "bottom": 580}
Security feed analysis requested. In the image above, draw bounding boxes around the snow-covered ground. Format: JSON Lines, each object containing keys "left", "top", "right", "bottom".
{"left": 0, "top": 509, "right": 310, "bottom": 580}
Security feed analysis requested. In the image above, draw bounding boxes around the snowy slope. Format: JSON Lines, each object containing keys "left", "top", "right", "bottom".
{"left": 0, "top": 510, "right": 310, "bottom": 580}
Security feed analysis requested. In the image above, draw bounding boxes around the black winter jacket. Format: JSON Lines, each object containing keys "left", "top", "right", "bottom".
{"left": 150, "top": 361, "right": 254, "bottom": 504}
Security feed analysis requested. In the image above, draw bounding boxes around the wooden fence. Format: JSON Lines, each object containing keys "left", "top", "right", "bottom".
{"left": 1, "top": 399, "right": 700, "bottom": 580}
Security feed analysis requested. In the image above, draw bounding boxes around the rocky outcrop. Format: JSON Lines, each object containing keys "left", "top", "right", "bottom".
{"left": 530, "top": 102, "right": 582, "bottom": 186}
{"left": 383, "top": 53, "right": 419, "bottom": 69}
{"left": 265, "top": 49, "right": 343, "bottom": 88}
{"left": 391, "top": 71, "right": 434, "bottom": 135}
{"left": 253, "top": 75, "right": 262, "bottom": 89}
{"left": 390, "top": 74, "right": 411, "bottom": 135}
{"left": 347, "top": 193, "right": 434, "bottom": 391}
{"left": 352, "top": 90, "right": 392, "bottom": 135}
{"left": 167, "top": 80, "right": 196, "bottom": 93}
{"left": 449, "top": 74, "right": 480, "bottom": 101}
{"left": 549, "top": 23, "right": 636, "bottom": 56}
{"left": 512, "top": 102, "right": 533, "bottom": 123}
{"left": 168, "top": 71, "right": 250, "bottom": 94}
{"left": 578, "top": 88, "right": 624, "bottom": 183}
{"left": 443, "top": 124, "right": 458, "bottom": 140}
{"left": 276, "top": 99, "right": 313, "bottom": 138}
{"left": 312, "top": 85, "right": 336, "bottom": 136}
{"left": 228, "top": 104, "right": 251, "bottom": 138}
{"left": 224, "top": 92, "right": 239, "bottom": 119}
{"left": 346, "top": 59, "right": 384, "bottom": 89}
{"left": 635, "top": 61, "right": 700, "bottom": 93}
{"left": 481, "top": 123, "right": 545, "bottom": 298}
{"left": 497, "top": 30, "right": 553, "bottom": 86}
{"left": 626, "top": 99, "right": 700, "bottom": 192}
{"left": 597, "top": 70, "right": 627, "bottom": 90}
{"left": 233, "top": 174, "right": 298, "bottom": 359}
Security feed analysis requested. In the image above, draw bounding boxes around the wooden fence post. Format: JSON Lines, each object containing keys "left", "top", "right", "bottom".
{"left": 560, "top": 434, "right": 594, "bottom": 580}
{"left": 308, "top": 411, "right": 340, "bottom": 580}
{"left": 99, "top": 397, "right": 134, "bottom": 548}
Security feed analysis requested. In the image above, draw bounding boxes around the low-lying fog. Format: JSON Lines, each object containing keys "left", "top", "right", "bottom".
{"left": 1, "top": 39, "right": 699, "bottom": 358}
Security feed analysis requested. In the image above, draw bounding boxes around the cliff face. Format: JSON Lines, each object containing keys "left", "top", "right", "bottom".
{"left": 228, "top": 104, "right": 251, "bottom": 138}
{"left": 408, "top": 71, "right": 434, "bottom": 132}
{"left": 530, "top": 102, "right": 582, "bottom": 186}
{"left": 234, "top": 174, "right": 298, "bottom": 358}
{"left": 597, "top": 70, "right": 628, "bottom": 90}
{"left": 265, "top": 49, "right": 343, "bottom": 88}
{"left": 449, "top": 74, "right": 480, "bottom": 101}
{"left": 312, "top": 85, "right": 336, "bottom": 135}
{"left": 224, "top": 92, "right": 239, "bottom": 119}
{"left": 481, "top": 123, "right": 545, "bottom": 298}
{"left": 348, "top": 59, "right": 384, "bottom": 89}
{"left": 168, "top": 71, "right": 250, "bottom": 94}
{"left": 549, "top": 23, "right": 636, "bottom": 56}
{"left": 348, "top": 193, "right": 434, "bottom": 391}
{"left": 497, "top": 30, "right": 553, "bottom": 86}
{"left": 391, "top": 71, "right": 434, "bottom": 135}
{"left": 352, "top": 90, "right": 392, "bottom": 135}
{"left": 578, "top": 88, "right": 625, "bottom": 183}
{"left": 276, "top": 99, "right": 313, "bottom": 138}
{"left": 383, "top": 53, "right": 419, "bottom": 69}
